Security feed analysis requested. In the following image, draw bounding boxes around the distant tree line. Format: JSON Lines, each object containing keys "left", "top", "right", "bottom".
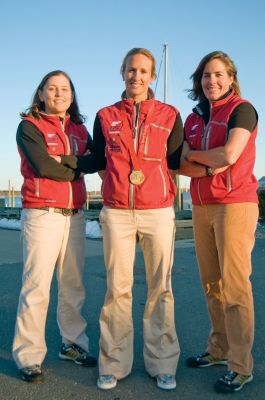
{"left": 258, "top": 190, "right": 265, "bottom": 221}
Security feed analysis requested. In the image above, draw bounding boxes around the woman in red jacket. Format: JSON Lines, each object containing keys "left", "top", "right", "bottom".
{"left": 13, "top": 70, "right": 97, "bottom": 384}
{"left": 95, "top": 47, "right": 184, "bottom": 391}
{"left": 179, "top": 51, "right": 258, "bottom": 394}
{"left": 91, "top": 47, "right": 185, "bottom": 391}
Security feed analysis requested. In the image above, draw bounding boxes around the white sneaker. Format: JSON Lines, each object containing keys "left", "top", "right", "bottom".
{"left": 97, "top": 375, "right": 117, "bottom": 390}
{"left": 156, "top": 374, "right": 176, "bottom": 390}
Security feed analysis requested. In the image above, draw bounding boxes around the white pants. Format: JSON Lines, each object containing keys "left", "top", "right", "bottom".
{"left": 99, "top": 206, "right": 180, "bottom": 379}
{"left": 13, "top": 208, "right": 88, "bottom": 368}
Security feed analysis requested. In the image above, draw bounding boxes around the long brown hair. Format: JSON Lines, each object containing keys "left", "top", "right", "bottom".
{"left": 188, "top": 51, "right": 241, "bottom": 103}
{"left": 21, "top": 70, "right": 85, "bottom": 124}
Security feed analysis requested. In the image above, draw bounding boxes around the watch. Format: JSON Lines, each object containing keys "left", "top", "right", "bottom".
{"left": 206, "top": 166, "right": 214, "bottom": 176}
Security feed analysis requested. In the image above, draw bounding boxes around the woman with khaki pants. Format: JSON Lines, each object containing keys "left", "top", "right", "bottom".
{"left": 179, "top": 51, "right": 258, "bottom": 394}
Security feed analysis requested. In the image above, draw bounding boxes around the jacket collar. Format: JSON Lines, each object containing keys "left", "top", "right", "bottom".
{"left": 193, "top": 90, "right": 237, "bottom": 121}
{"left": 36, "top": 112, "right": 71, "bottom": 129}
{"left": 121, "top": 87, "right": 155, "bottom": 101}
{"left": 121, "top": 88, "right": 155, "bottom": 115}
{"left": 39, "top": 112, "right": 70, "bottom": 123}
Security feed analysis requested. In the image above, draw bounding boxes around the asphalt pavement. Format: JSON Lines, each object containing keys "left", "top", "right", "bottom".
{"left": 0, "top": 228, "right": 265, "bottom": 400}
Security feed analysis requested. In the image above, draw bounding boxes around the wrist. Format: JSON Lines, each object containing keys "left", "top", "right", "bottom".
{"left": 205, "top": 166, "right": 214, "bottom": 176}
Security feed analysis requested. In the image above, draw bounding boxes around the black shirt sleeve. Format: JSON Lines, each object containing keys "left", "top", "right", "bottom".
{"left": 17, "top": 120, "right": 81, "bottom": 181}
{"left": 92, "top": 114, "right": 107, "bottom": 170}
{"left": 86, "top": 132, "right": 93, "bottom": 152}
{"left": 166, "top": 112, "right": 184, "bottom": 169}
{"left": 228, "top": 103, "right": 258, "bottom": 132}
{"left": 183, "top": 127, "right": 187, "bottom": 141}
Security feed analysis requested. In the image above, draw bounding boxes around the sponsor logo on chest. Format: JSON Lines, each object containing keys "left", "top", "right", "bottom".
{"left": 109, "top": 120, "right": 122, "bottom": 134}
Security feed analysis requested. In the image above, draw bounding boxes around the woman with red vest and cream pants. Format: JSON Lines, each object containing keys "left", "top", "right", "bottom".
{"left": 179, "top": 51, "right": 258, "bottom": 394}
{"left": 64, "top": 48, "right": 183, "bottom": 390}
{"left": 61, "top": 48, "right": 184, "bottom": 390}
{"left": 95, "top": 47, "right": 184, "bottom": 391}
{"left": 13, "top": 71, "right": 97, "bottom": 383}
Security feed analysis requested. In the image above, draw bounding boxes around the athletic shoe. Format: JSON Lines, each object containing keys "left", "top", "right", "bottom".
{"left": 97, "top": 375, "right": 117, "bottom": 390}
{"left": 214, "top": 370, "right": 253, "bottom": 393}
{"left": 156, "top": 374, "right": 176, "bottom": 390}
{"left": 20, "top": 364, "right": 44, "bottom": 383}
{"left": 186, "top": 351, "right": 227, "bottom": 368}
{"left": 59, "top": 343, "right": 97, "bottom": 367}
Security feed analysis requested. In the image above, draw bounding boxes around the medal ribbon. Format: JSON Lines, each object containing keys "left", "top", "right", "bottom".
{"left": 120, "top": 100, "right": 154, "bottom": 171}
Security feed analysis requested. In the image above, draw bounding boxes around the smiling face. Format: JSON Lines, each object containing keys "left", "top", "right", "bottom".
{"left": 201, "top": 58, "right": 234, "bottom": 102}
{"left": 123, "top": 53, "right": 154, "bottom": 103}
{"left": 38, "top": 74, "right": 73, "bottom": 117}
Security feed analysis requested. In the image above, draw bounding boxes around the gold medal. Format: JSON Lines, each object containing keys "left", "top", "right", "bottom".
{"left": 129, "top": 170, "right": 145, "bottom": 185}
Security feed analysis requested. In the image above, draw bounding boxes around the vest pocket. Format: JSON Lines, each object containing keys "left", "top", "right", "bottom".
{"left": 227, "top": 169, "right": 232, "bottom": 192}
{"left": 69, "top": 134, "right": 88, "bottom": 155}
{"left": 135, "top": 164, "right": 170, "bottom": 207}
{"left": 159, "top": 165, "right": 167, "bottom": 198}
{"left": 144, "top": 124, "right": 168, "bottom": 159}
{"left": 35, "top": 178, "right": 40, "bottom": 197}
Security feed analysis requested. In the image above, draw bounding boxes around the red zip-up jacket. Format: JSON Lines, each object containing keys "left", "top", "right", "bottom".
{"left": 185, "top": 91, "right": 258, "bottom": 205}
{"left": 98, "top": 98, "right": 179, "bottom": 209}
{"left": 19, "top": 113, "right": 88, "bottom": 209}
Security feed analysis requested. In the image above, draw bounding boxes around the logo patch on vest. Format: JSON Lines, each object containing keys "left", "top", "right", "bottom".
{"left": 47, "top": 133, "right": 60, "bottom": 146}
{"left": 109, "top": 120, "right": 122, "bottom": 134}
{"left": 108, "top": 143, "right": 121, "bottom": 152}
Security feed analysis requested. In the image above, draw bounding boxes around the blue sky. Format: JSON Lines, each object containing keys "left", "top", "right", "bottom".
{"left": 1, "top": 0, "right": 264, "bottom": 191}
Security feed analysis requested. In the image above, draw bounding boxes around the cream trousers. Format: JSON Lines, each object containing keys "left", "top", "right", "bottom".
{"left": 98, "top": 206, "right": 180, "bottom": 379}
{"left": 13, "top": 208, "right": 88, "bottom": 368}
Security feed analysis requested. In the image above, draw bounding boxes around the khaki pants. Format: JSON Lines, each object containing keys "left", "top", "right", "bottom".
{"left": 13, "top": 208, "right": 88, "bottom": 369}
{"left": 193, "top": 203, "right": 258, "bottom": 375}
{"left": 99, "top": 206, "right": 180, "bottom": 379}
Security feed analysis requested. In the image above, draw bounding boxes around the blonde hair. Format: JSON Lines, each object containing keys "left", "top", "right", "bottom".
{"left": 120, "top": 48, "right": 157, "bottom": 79}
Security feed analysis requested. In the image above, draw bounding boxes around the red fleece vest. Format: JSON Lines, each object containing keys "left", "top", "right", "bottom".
{"left": 185, "top": 92, "right": 258, "bottom": 205}
{"left": 98, "top": 98, "right": 179, "bottom": 209}
{"left": 19, "top": 114, "right": 88, "bottom": 209}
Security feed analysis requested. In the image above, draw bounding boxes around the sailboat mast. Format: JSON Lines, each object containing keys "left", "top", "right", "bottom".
{"left": 163, "top": 43, "right": 168, "bottom": 103}
{"left": 163, "top": 43, "right": 181, "bottom": 210}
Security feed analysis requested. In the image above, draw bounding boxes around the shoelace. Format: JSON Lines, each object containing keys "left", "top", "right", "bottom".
{"left": 101, "top": 375, "right": 115, "bottom": 381}
{"left": 222, "top": 371, "right": 237, "bottom": 382}
{"left": 63, "top": 344, "right": 90, "bottom": 360}
{"left": 64, "top": 344, "right": 82, "bottom": 354}
{"left": 196, "top": 352, "right": 208, "bottom": 361}
{"left": 24, "top": 365, "right": 41, "bottom": 375}
{"left": 72, "top": 344, "right": 85, "bottom": 354}
{"left": 159, "top": 374, "right": 174, "bottom": 382}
